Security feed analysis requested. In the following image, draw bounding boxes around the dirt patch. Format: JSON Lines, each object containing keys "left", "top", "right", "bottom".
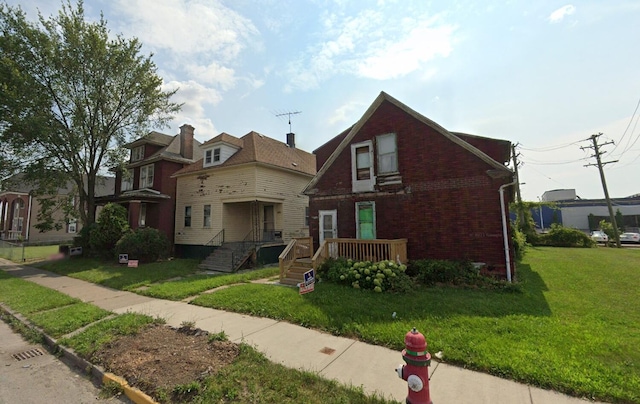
{"left": 93, "top": 324, "right": 239, "bottom": 398}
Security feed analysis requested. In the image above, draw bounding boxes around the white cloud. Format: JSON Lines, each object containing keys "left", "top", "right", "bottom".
{"left": 112, "top": 0, "right": 259, "bottom": 60}
{"left": 328, "top": 100, "right": 366, "bottom": 125}
{"left": 548, "top": 5, "right": 576, "bottom": 23}
{"left": 184, "top": 62, "right": 236, "bottom": 90}
{"left": 286, "top": 8, "right": 456, "bottom": 90}
{"left": 162, "top": 80, "right": 222, "bottom": 138}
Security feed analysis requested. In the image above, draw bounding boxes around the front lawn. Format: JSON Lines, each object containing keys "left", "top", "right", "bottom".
{"left": 189, "top": 247, "right": 640, "bottom": 403}
{"left": 38, "top": 258, "right": 202, "bottom": 290}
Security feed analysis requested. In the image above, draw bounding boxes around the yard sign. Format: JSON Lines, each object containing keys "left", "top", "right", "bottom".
{"left": 299, "top": 269, "right": 315, "bottom": 294}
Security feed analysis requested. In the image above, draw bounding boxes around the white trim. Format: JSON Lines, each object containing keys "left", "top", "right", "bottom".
{"left": 318, "top": 209, "right": 337, "bottom": 245}
{"left": 351, "top": 140, "right": 375, "bottom": 193}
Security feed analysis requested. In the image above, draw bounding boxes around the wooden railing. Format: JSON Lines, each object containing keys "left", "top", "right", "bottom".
{"left": 311, "top": 238, "right": 408, "bottom": 271}
{"left": 278, "top": 237, "right": 312, "bottom": 281}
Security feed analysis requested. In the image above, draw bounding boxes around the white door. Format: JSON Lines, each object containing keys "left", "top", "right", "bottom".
{"left": 319, "top": 210, "right": 337, "bottom": 258}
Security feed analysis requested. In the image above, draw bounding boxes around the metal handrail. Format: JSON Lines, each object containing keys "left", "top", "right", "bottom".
{"left": 206, "top": 229, "right": 225, "bottom": 246}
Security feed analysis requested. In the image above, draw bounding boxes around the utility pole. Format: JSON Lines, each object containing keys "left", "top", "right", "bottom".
{"left": 581, "top": 133, "right": 621, "bottom": 248}
{"left": 511, "top": 144, "right": 524, "bottom": 225}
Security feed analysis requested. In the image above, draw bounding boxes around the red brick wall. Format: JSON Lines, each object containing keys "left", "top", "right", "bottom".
{"left": 308, "top": 100, "right": 514, "bottom": 278}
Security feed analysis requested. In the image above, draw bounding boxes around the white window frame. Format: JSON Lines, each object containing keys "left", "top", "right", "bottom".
{"left": 213, "top": 147, "right": 221, "bottom": 162}
{"left": 139, "top": 203, "right": 147, "bottom": 227}
{"left": 121, "top": 168, "right": 133, "bottom": 191}
{"left": 68, "top": 219, "right": 77, "bottom": 234}
{"left": 355, "top": 201, "right": 376, "bottom": 240}
{"left": 203, "top": 204, "right": 211, "bottom": 228}
{"left": 140, "top": 164, "right": 154, "bottom": 188}
{"left": 205, "top": 149, "right": 212, "bottom": 165}
{"left": 376, "top": 133, "right": 398, "bottom": 174}
{"left": 131, "top": 145, "right": 145, "bottom": 161}
{"left": 351, "top": 140, "right": 374, "bottom": 192}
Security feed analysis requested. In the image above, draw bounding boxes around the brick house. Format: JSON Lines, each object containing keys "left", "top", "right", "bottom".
{"left": 1, "top": 175, "right": 114, "bottom": 244}
{"left": 96, "top": 124, "right": 202, "bottom": 247}
{"left": 303, "top": 92, "right": 516, "bottom": 279}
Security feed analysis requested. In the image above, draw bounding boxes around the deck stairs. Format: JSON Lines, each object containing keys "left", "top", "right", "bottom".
{"left": 280, "top": 257, "right": 313, "bottom": 286}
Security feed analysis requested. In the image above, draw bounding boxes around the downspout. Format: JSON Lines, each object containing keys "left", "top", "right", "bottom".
{"left": 25, "top": 194, "right": 33, "bottom": 241}
{"left": 499, "top": 179, "right": 517, "bottom": 283}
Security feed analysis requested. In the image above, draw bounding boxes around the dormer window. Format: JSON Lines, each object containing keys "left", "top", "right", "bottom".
{"left": 131, "top": 145, "right": 144, "bottom": 161}
{"left": 204, "top": 146, "right": 227, "bottom": 167}
{"left": 205, "top": 150, "right": 212, "bottom": 165}
{"left": 213, "top": 147, "right": 221, "bottom": 162}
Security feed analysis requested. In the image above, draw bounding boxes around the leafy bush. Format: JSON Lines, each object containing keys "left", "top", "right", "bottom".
{"left": 535, "top": 224, "right": 595, "bottom": 248}
{"left": 409, "top": 259, "right": 480, "bottom": 286}
{"left": 317, "top": 258, "right": 411, "bottom": 293}
{"left": 74, "top": 222, "right": 96, "bottom": 250}
{"left": 512, "top": 225, "right": 529, "bottom": 261}
{"left": 89, "top": 203, "right": 130, "bottom": 257}
{"left": 115, "top": 227, "right": 169, "bottom": 263}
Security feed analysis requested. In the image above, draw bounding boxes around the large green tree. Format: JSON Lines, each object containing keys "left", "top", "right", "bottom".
{"left": 0, "top": 1, "right": 181, "bottom": 228}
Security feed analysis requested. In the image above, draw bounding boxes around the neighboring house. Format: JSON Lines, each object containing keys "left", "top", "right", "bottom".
{"left": 171, "top": 131, "right": 316, "bottom": 261}
{"left": 0, "top": 175, "right": 114, "bottom": 244}
{"left": 95, "top": 124, "right": 203, "bottom": 246}
{"left": 303, "top": 91, "right": 516, "bottom": 279}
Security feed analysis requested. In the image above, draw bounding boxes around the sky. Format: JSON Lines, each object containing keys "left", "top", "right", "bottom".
{"left": 7, "top": 0, "right": 640, "bottom": 201}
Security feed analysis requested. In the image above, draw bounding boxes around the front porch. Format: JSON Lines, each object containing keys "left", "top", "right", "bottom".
{"left": 279, "top": 237, "right": 408, "bottom": 285}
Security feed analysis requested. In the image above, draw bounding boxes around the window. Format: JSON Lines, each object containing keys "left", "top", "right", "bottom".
{"left": 184, "top": 206, "right": 192, "bottom": 227}
{"left": 140, "top": 164, "right": 154, "bottom": 188}
{"left": 131, "top": 145, "right": 145, "bottom": 161}
{"left": 203, "top": 204, "right": 211, "bottom": 227}
{"left": 121, "top": 169, "right": 133, "bottom": 191}
{"left": 304, "top": 207, "right": 309, "bottom": 228}
{"left": 68, "top": 219, "right": 77, "bottom": 234}
{"left": 351, "top": 141, "right": 374, "bottom": 192}
{"left": 356, "top": 202, "right": 376, "bottom": 240}
{"left": 376, "top": 133, "right": 398, "bottom": 174}
{"left": 213, "top": 148, "right": 221, "bottom": 162}
{"left": 205, "top": 150, "right": 212, "bottom": 165}
{"left": 139, "top": 203, "right": 147, "bottom": 227}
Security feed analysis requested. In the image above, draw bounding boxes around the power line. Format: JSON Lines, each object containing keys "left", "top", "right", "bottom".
{"left": 519, "top": 141, "right": 582, "bottom": 152}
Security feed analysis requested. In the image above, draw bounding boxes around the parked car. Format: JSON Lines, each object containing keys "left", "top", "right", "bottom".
{"left": 620, "top": 232, "right": 640, "bottom": 244}
{"left": 590, "top": 230, "right": 609, "bottom": 243}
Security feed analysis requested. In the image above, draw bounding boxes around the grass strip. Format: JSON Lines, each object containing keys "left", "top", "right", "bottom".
{"left": 0, "top": 270, "right": 79, "bottom": 314}
{"left": 29, "top": 303, "right": 111, "bottom": 338}
{"left": 139, "top": 267, "right": 280, "bottom": 300}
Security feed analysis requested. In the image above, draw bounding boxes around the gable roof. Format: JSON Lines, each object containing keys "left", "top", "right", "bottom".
{"left": 304, "top": 91, "right": 513, "bottom": 193}
{"left": 171, "top": 131, "right": 316, "bottom": 178}
{"left": 125, "top": 131, "right": 174, "bottom": 148}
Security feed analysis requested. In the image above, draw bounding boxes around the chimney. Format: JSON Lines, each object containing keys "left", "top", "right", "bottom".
{"left": 179, "top": 124, "right": 194, "bottom": 160}
{"left": 286, "top": 132, "right": 295, "bottom": 148}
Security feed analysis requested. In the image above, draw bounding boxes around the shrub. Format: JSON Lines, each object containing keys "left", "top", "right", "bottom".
{"left": 74, "top": 222, "right": 96, "bottom": 250}
{"left": 409, "top": 259, "right": 479, "bottom": 286}
{"left": 512, "top": 225, "right": 529, "bottom": 261}
{"left": 115, "top": 227, "right": 169, "bottom": 263}
{"left": 89, "top": 203, "right": 130, "bottom": 257}
{"left": 535, "top": 224, "right": 595, "bottom": 248}
{"left": 317, "top": 258, "right": 410, "bottom": 293}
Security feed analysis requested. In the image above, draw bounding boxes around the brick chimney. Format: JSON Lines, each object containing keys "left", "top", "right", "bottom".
{"left": 286, "top": 132, "right": 295, "bottom": 148}
{"left": 179, "top": 124, "right": 194, "bottom": 160}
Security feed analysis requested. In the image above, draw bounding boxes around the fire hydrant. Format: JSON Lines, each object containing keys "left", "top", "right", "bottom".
{"left": 396, "top": 327, "right": 432, "bottom": 404}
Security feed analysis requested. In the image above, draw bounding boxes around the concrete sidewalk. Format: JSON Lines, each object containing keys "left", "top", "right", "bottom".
{"left": 0, "top": 260, "right": 599, "bottom": 404}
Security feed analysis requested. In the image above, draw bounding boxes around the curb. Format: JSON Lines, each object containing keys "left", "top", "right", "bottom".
{"left": 0, "top": 304, "right": 157, "bottom": 404}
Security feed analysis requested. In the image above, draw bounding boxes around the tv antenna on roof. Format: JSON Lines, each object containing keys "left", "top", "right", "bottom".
{"left": 275, "top": 111, "right": 301, "bottom": 133}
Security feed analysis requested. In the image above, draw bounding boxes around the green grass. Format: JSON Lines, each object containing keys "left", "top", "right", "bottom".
{"left": 189, "top": 247, "right": 640, "bottom": 403}
{"left": 139, "top": 267, "right": 280, "bottom": 300}
{"left": 29, "top": 303, "right": 111, "bottom": 338}
{"left": 22, "top": 245, "right": 61, "bottom": 261}
{"left": 0, "top": 271, "right": 79, "bottom": 313}
{"left": 38, "top": 258, "right": 202, "bottom": 290}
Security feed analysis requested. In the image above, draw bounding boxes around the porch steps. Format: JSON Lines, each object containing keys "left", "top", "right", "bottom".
{"left": 199, "top": 247, "right": 234, "bottom": 272}
{"left": 280, "top": 258, "right": 313, "bottom": 286}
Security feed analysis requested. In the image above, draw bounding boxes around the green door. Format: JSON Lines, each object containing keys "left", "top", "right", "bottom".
{"left": 357, "top": 203, "right": 375, "bottom": 240}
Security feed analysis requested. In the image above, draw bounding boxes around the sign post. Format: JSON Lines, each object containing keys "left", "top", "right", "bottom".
{"left": 299, "top": 269, "right": 315, "bottom": 294}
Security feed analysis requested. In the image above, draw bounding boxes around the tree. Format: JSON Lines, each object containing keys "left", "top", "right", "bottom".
{"left": 89, "top": 202, "right": 129, "bottom": 257}
{"left": 0, "top": 1, "right": 181, "bottom": 229}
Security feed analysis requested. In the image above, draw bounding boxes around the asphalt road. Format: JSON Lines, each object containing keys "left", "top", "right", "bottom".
{"left": 0, "top": 320, "right": 128, "bottom": 404}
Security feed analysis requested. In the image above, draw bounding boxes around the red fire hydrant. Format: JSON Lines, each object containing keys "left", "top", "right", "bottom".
{"left": 396, "top": 327, "right": 432, "bottom": 404}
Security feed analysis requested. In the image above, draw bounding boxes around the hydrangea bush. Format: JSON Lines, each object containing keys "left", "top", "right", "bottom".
{"left": 317, "top": 258, "right": 412, "bottom": 293}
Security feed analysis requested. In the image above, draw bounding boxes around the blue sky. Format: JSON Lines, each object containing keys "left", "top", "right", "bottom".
{"left": 9, "top": 0, "right": 640, "bottom": 201}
